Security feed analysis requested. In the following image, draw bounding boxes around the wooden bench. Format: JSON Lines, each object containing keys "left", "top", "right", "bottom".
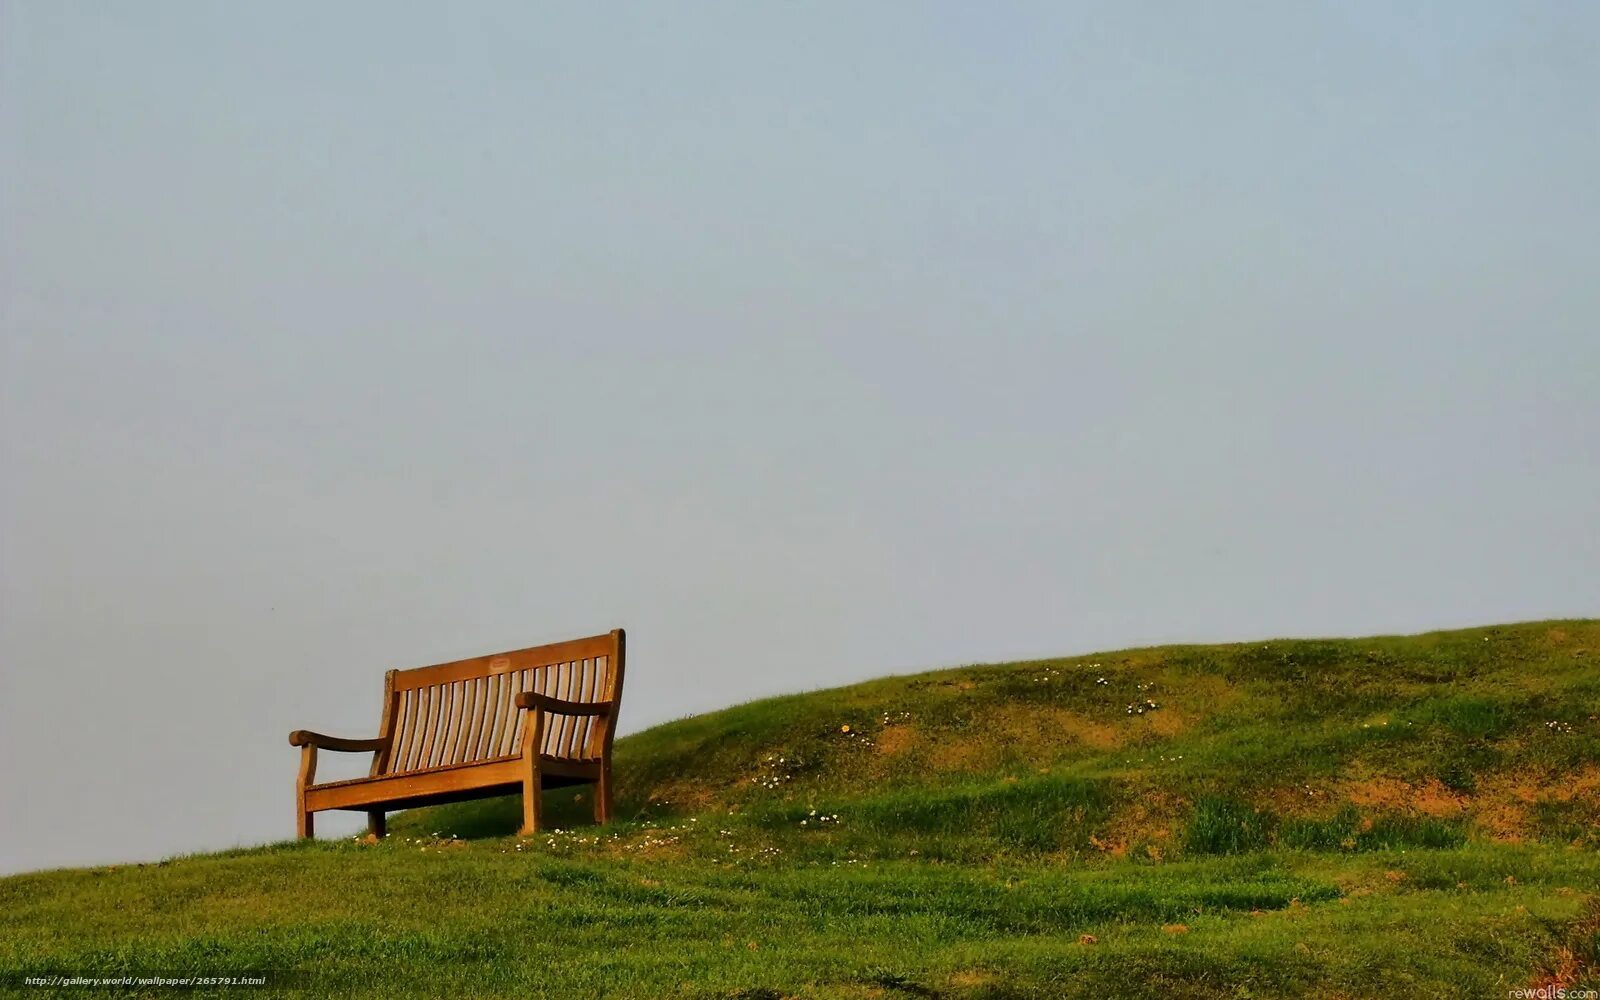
{"left": 289, "top": 628, "right": 625, "bottom": 839}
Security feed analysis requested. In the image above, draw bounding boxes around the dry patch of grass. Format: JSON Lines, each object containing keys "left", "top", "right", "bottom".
{"left": 908, "top": 704, "right": 1137, "bottom": 776}
{"left": 1343, "top": 778, "right": 1467, "bottom": 818}
{"left": 640, "top": 778, "right": 721, "bottom": 813}
{"left": 1469, "top": 766, "right": 1600, "bottom": 842}
{"left": 1141, "top": 708, "right": 1192, "bottom": 739}
{"left": 875, "top": 724, "right": 916, "bottom": 757}
{"left": 1091, "top": 790, "right": 1183, "bottom": 858}
{"left": 923, "top": 737, "right": 988, "bottom": 773}
{"left": 985, "top": 704, "right": 1131, "bottom": 752}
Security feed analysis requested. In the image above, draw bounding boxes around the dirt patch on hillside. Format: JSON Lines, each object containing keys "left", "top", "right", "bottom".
{"left": 1519, "top": 764, "right": 1600, "bottom": 803}
{"left": 917, "top": 705, "right": 1130, "bottom": 775}
{"left": 925, "top": 738, "right": 987, "bottom": 773}
{"left": 1042, "top": 709, "right": 1127, "bottom": 750}
{"left": 1276, "top": 767, "right": 1600, "bottom": 842}
{"left": 876, "top": 724, "right": 917, "bottom": 757}
{"left": 1003, "top": 706, "right": 1128, "bottom": 750}
{"left": 1472, "top": 766, "right": 1600, "bottom": 841}
{"left": 1142, "top": 709, "right": 1192, "bottom": 738}
{"left": 1474, "top": 800, "right": 1530, "bottom": 842}
{"left": 638, "top": 778, "right": 720, "bottom": 812}
{"left": 1343, "top": 778, "right": 1467, "bottom": 817}
{"left": 1091, "top": 790, "right": 1182, "bottom": 857}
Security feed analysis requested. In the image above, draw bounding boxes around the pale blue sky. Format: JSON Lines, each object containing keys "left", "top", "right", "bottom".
{"left": 2, "top": 2, "right": 1596, "bottom": 874}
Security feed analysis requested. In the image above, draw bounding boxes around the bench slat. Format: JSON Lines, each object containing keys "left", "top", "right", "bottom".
{"left": 420, "top": 685, "right": 439, "bottom": 771}
{"left": 444, "top": 679, "right": 462, "bottom": 767}
{"left": 572, "top": 659, "right": 589, "bottom": 759}
{"left": 426, "top": 684, "right": 445, "bottom": 769}
{"left": 565, "top": 662, "right": 582, "bottom": 758}
{"left": 476, "top": 665, "right": 502, "bottom": 761}
{"left": 408, "top": 687, "right": 428, "bottom": 772}
{"left": 390, "top": 689, "right": 412, "bottom": 775}
{"left": 557, "top": 661, "right": 577, "bottom": 759}
{"left": 438, "top": 681, "right": 457, "bottom": 767}
{"left": 496, "top": 668, "right": 523, "bottom": 759}
{"left": 454, "top": 678, "right": 476, "bottom": 764}
{"left": 434, "top": 684, "right": 450, "bottom": 767}
{"left": 445, "top": 681, "right": 465, "bottom": 767}
{"left": 580, "top": 658, "right": 598, "bottom": 756}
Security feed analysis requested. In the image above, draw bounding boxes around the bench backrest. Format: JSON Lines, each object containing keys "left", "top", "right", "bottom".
{"left": 376, "top": 629, "right": 624, "bottom": 774}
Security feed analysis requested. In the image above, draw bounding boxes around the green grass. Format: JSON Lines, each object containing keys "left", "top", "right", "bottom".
{"left": 4, "top": 619, "right": 1599, "bottom": 998}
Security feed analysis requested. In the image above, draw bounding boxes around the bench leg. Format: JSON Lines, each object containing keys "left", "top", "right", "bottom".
{"left": 296, "top": 745, "right": 317, "bottom": 840}
{"left": 594, "top": 765, "right": 613, "bottom": 825}
{"left": 519, "top": 765, "right": 542, "bottom": 836}
{"left": 367, "top": 811, "right": 386, "bottom": 839}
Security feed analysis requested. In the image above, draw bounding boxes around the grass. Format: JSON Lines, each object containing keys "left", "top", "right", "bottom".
{"left": 3, "top": 619, "right": 1598, "bottom": 997}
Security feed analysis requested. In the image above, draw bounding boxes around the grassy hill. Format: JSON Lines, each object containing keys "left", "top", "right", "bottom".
{"left": 4, "top": 620, "right": 1599, "bottom": 998}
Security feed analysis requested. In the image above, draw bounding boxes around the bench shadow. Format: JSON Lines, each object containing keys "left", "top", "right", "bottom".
{"left": 393, "top": 788, "right": 606, "bottom": 841}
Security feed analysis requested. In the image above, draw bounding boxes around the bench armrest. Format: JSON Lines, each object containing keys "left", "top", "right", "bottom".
{"left": 288, "top": 730, "right": 388, "bottom": 751}
{"left": 514, "top": 693, "right": 612, "bottom": 716}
